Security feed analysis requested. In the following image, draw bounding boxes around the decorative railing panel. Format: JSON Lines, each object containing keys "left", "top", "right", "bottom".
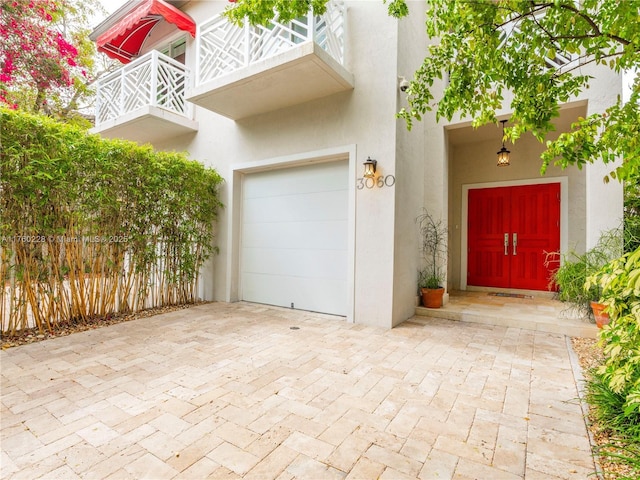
{"left": 499, "top": 12, "right": 577, "bottom": 72}
{"left": 95, "top": 51, "right": 192, "bottom": 126}
{"left": 196, "top": 0, "right": 345, "bottom": 85}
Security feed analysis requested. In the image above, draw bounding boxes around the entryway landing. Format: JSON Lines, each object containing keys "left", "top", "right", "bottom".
{"left": 415, "top": 290, "right": 598, "bottom": 338}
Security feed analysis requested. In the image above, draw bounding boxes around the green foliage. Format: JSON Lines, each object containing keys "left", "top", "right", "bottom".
{"left": 383, "top": 0, "right": 409, "bottom": 18}
{"left": 224, "top": 0, "right": 413, "bottom": 25}
{"left": 417, "top": 269, "right": 439, "bottom": 290}
{"left": 228, "top": 0, "right": 639, "bottom": 183}
{"left": 541, "top": 79, "right": 640, "bottom": 184}
{"left": 586, "top": 248, "right": 640, "bottom": 429}
{"left": 395, "top": 0, "right": 640, "bottom": 183}
{"left": 625, "top": 181, "right": 640, "bottom": 253}
{"left": 586, "top": 370, "right": 640, "bottom": 477}
{"left": 552, "top": 229, "right": 622, "bottom": 317}
{"left": 553, "top": 253, "right": 595, "bottom": 315}
{"left": 416, "top": 210, "right": 447, "bottom": 290}
{"left": 0, "top": 108, "right": 224, "bottom": 333}
{"left": 224, "top": 0, "right": 329, "bottom": 26}
{"left": 586, "top": 369, "right": 640, "bottom": 440}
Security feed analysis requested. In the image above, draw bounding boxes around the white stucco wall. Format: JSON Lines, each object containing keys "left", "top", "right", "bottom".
{"left": 149, "top": 1, "right": 406, "bottom": 327}
{"left": 102, "top": 0, "right": 626, "bottom": 327}
{"left": 392, "top": 1, "right": 429, "bottom": 325}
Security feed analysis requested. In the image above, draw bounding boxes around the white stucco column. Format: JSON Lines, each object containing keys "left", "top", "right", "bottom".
{"left": 422, "top": 119, "right": 449, "bottom": 305}
{"left": 585, "top": 164, "right": 623, "bottom": 248}
{"left": 584, "top": 68, "right": 624, "bottom": 248}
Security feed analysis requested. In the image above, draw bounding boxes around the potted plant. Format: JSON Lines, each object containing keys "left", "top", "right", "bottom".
{"left": 589, "top": 300, "right": 610, "bottom": 329}
{"left": 417, "top": 210, "right": 447, "bottom": 308}
{"left": 584, "top": 257, "right": 620, "bottom": 329}
{"left": 551, "top": 228, "right": 622, "bottom": 322}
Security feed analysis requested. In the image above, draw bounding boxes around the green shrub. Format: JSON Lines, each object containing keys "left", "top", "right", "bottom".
{"left": 586, "top": 368, "right": 640, "bottom": 477}
{"left": 586, "top": 368, "right": 640, "bottom": 440}
{"left": 624, "top": 181, "right": 640, "bottom": 253}
{"left": 0, "top": 108, "right": 224, "bottom": 334}
{"left": 585, "top": 247, "right": 640, "bottom": 443}
{"left": 552, "top": 229, "right": 622, "bottom": 318}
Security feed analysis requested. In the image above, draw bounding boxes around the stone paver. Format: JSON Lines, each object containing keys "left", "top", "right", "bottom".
{"left": 1, "top": 302, "right": 597, "bottom": 479}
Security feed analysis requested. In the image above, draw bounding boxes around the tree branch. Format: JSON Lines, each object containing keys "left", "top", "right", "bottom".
{"left": 552, "top": 51, "right": 625, "bottom": 78}
{"left": 498, "top": 2, "right": 631, "bottom": 49}
{"left": 557, "top": 2, "right": 630, "bottom": 46}
{"left": 493, "top": 3, "right": 551, "bottom": 30}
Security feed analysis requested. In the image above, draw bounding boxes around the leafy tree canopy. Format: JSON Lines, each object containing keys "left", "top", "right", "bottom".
{"left": 1, "top": 0, "right": 114, "bottom": 125}
{"left": 225, "top": 0, "right": 640, "bottom": 183}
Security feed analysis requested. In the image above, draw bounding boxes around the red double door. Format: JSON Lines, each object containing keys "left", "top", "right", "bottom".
{"left": 467, "top": 183, "right": 560, "bottom": 291}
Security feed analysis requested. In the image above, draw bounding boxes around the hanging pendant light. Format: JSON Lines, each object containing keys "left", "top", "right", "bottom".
{"left": 497, "top": 119, "right": 510, "bottom": 167}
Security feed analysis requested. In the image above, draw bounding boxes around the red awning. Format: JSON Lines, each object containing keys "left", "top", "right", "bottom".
{"left": 96, "top": 0, "right": 196, "bottom": 64}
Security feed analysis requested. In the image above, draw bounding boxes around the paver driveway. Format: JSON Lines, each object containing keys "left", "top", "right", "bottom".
{"left": 1, "top": 302, "right": 597, "bottom": 479}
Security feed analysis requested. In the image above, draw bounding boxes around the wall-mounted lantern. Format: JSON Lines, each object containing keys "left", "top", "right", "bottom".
{"left": 363, "top": 157, "right": 377, "bottom": 178}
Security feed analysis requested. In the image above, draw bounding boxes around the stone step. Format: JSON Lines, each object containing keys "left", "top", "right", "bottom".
{"left": 414, "top": 303, "right": 598, "bottom": 338}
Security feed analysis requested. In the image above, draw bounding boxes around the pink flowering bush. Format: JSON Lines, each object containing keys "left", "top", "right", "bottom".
{"left": 1, "top": 0, "right": 80, "bottom": 110}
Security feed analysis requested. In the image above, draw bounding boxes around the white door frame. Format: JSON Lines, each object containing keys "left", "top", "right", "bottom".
{"left": 460, "top": 176, "right": 569, "bottom": 290}
{"left": 226, "top": 144, "right": 357, "bottom": 322}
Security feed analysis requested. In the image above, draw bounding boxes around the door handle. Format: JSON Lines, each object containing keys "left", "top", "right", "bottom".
{"left": 513, "top": 233, "right": 518, "bottom": 256}
{"left": 504, "top": 233, "right": 509, "bottom": 255}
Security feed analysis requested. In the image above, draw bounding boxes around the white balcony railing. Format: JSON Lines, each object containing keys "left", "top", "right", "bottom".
{"left": 196, "top": 0, "right": 345, "bottom": 85}
{"left": 95, "top": 50, "right": 192, "bottom": 127}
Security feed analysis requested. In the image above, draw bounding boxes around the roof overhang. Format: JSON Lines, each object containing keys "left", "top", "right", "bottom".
{"left": 92, "top": 0, "right": 195, "bottom": 64}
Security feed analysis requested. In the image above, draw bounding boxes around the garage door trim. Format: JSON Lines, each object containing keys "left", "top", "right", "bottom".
{"left": 227, "top": 145, "right": 357, "bottom": 322}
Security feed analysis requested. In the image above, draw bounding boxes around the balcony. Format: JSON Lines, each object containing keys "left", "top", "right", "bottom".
{"left": 186, "top": 0, "right": 354, "bottom": 120}
{"left": 93, "top": 50, "right": 198, "bottom": 144}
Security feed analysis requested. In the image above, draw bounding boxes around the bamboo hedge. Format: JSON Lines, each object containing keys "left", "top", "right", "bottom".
{"left": 0, "top": 108, "right": 224, "bottom": 335}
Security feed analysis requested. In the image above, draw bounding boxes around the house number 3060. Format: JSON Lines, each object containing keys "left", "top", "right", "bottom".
{"left": 356, "top": 175, "right": 396, "bottom": 190}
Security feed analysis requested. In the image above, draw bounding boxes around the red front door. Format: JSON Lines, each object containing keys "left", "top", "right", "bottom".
{"left": 468, "top": 183, "right": 560, "bottom": 291}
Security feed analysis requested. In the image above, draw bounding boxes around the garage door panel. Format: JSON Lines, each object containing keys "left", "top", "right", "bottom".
{"left": 243, "top": 247, "right": 347, "bottom": 279}
{"left": 244, "top": 164, "right": 348, "bottom": 199}
{"left": 242, "top": 220, "right": 348, "bottom": 250}
{"left": 242, "top": 273, "right": 347, "bottom": 315}
{"left": 241, "top": 160, "right": 348, "bottom": 316}
{"left": 243, "top": 190, "right": 347, "bottom": 224}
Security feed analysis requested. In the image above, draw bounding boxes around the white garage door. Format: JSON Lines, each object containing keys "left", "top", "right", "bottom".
{"left": 241, "top": 161, "right": 348, "bottom": 316}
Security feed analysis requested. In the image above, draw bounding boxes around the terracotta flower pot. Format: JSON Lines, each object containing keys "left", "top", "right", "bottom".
{"left": 590, "top": 301, "right": 610, "bottom": 329}
{"left": 421, "top": 287, "right": 445, "bottom": 308}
